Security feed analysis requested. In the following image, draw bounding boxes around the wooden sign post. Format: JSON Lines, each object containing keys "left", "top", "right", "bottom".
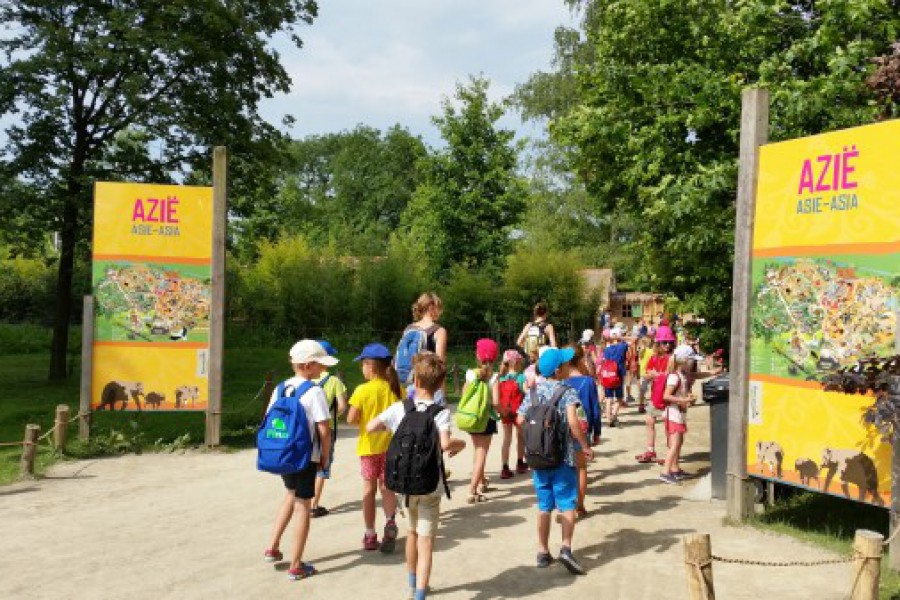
{"left": 78, "top": 295, "right": 94, "bottom": 441}
{"left": 205, "top": 146, "right": 227, "bottom": 447}
{"left": 726, "top": 88, "right": 769, "bottom": 522}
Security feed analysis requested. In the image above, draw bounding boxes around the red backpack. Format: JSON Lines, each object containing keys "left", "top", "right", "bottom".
{"left": 498, "top": 378, "right": 524, "bottom": 420}
{"left": 598, "top": 359, "right": 621, "bottom": 389}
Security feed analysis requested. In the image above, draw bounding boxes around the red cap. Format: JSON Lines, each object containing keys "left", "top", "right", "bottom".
{"left": 476, "top": 338, "right": 499, "bottom": 363}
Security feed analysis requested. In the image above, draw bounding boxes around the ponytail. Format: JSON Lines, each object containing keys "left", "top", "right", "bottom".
{"left": 478, "top": 361, "right": 493, "bottom": 383}
{"left": 371, "top": 358, "right": 404, "bottom": 399}
{"left": 499, "top": 361, "right": 510, "bottom": 377}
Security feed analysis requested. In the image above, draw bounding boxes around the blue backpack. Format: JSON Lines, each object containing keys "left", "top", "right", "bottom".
{"left": 395, "top": 324, "right": 439, "bottom": 384}
{"left": 257, "top": 381, "right": 315, "bottom": 474}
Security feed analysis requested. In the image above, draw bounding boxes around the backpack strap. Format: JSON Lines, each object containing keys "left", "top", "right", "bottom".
{"left": 549, "top": 384, "right": 570, "bottom": 408}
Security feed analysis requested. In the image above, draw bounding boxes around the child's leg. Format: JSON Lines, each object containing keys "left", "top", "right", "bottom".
{"left": 559, "top": 509, "right": 576, "bottom": 548}
{"left": 416, "top": 535, "right": 435, "bottom": 591}
{"left": 378, "top": 478, "right": 398, "bottom": 519}
{"left": 575, "top": 453, "right": 587, "bottom": 512}
{"left": 515, "top": 424, "right": 525, "bottom": 462}
{"left": 663, "top": 432, "right": 683, "bottom": 474}
{"left": 405, "top": 531, "right": 418, "bottom": 589}
{"left": 268, "top": 489, "right": 295, "bottom": 552}
{"left": 470, "top": 435, "right": 490, "bottom": 492}
{"left": 501, "top": 423, "right": 512, "bottom": 467}
{"left": 312, "top": 476, "right": 326, "bottom": 511}
{"left": 537, "top": 511, "right": 552, "bottom": 554}
{"left": 289, "top": 497, "right": 312, "bottom": 570}
{"left": 645, "top": 414, "right": 656, "bottom": 450}
{"left": 672, "top": 430, "right": 685, "bottom": 471}
{"left": 362, "top": 478, "right": 377, "bottom": 531}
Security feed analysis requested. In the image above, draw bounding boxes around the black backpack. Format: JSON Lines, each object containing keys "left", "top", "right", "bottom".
{"left": 385, "top": 400, "right": 451, "bottom": 502}
{"left": 522, "top": 385, "right": 570, "bottom": 470}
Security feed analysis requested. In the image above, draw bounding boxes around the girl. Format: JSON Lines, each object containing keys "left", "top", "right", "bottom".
{"left": 659, "top": 346, "right": 699, "bottom": 484}
{"left": 347, "top": 343, "right": 403, "bottom": 552}
{"left": 625, "top": 335, "right": 641, "bottom": 404}
{"left": 636, "top": 336, "right": 654, "bottom": 414}
{"left": 462, "top": 338, "right": 500, "bottom": 503}
{"left": 566, "top": 344, "right": 601, "bottom": 518}
{"left": 523, "top": 348, "right": 540, "bottom": 392}
{"left": 498, "top": 349, "right": 527, "bottom": 479}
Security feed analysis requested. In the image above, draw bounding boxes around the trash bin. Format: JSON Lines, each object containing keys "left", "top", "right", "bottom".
{"left": 702, "top": 373, "right": 730, "bottom": 500}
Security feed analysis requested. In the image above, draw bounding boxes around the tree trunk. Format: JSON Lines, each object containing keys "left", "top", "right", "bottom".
{"left": 48, "top": 186, "right": 81, "bottom": 381}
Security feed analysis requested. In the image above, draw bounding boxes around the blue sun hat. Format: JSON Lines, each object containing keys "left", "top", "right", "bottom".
{"left": 316, "top": 340, "right": 338, "bottom": 357}
{"left": 538, "top": 347, "right": 576, "bottom": 378}
{"left": 354, "top": 343, "right": 393, "bottom": 361}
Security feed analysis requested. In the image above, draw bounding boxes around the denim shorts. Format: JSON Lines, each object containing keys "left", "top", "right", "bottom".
{"left": 532, "top": 464, "right": 578, "bottom": 512}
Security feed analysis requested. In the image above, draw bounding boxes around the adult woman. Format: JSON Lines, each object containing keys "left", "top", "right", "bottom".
{"left": 404, "top": 292, "right": 448, "bottom": 403}
{"left": 516, "top": 302, "right": 557, "bottom": 357}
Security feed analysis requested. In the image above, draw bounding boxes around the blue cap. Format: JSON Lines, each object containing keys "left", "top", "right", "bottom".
{"left": 538, "top": 347, "right": 575, "bottom": 377}
{"left": 317, "top": 340, "right": 338, "bottom": 357}
{"left": 354, "top": 343, "right": 393, "bottom": 361}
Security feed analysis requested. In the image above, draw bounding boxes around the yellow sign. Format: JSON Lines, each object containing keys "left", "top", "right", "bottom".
{"left": 748, "top": 120, "right": 900, "bottom": 506}
{"left": 91, "top": 182, "right": 213, "bottom": 412}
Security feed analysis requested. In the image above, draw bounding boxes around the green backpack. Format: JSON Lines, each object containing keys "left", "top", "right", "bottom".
{"left": 455, "top": 377, "right": 492, "bottom": 433}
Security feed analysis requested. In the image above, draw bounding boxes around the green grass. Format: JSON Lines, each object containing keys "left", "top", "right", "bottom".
{"left": 749, "top": 488, "right": 900, "bottom": 599}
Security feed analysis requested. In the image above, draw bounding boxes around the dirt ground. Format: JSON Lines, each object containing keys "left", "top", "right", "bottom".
{"left": 0, "top": 392, "right": 852, "bottom": 599}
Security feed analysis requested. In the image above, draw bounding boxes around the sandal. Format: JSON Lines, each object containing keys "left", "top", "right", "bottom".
{"left": 576, "top": 507, "right": 588, "bottom": 519}
{"left": 311, "top": 506, "right": 329, "bottom": 518}
{"left": 264, "top": 548, "right": 283, "bottom": 562}
{"left": 635, "top": 450, "right": 657, "bottom": 464}
{"left": 287, "top": 563, "right": 317, "bottom": 580}
{"left": 466, "top": 493, "right": 487, "bottom": 504}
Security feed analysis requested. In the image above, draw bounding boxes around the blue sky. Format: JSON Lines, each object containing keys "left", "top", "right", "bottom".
{"left": 261, "top": 1, "right": 577, "bottom": 146}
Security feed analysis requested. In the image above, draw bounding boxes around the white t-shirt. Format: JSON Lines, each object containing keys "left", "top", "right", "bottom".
{"left": 378, "top": 398, "right": 451, "bottom": 434}
{"left": 664, "top": 372, "right": 689, "bottom": 424}
{"left": 465, "top": 370, "right": 498, "bottom": 386}
{"left": 266, "top": 376, "right": 331, "bottom": 462}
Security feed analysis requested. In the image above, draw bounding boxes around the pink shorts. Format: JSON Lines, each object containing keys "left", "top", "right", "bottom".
{"left": 360, "top": 453, "right": 387, "bottom": 482}
{"left": 666, "top": 421, "right": 688, "bottom": 435}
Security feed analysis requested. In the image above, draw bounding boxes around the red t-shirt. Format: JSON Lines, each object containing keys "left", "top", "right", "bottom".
{"left": 646, "top": 354, "right": 670, "bottom": 375}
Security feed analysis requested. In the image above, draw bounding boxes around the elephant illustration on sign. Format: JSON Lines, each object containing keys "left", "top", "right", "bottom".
{"left": 756, "top": 441, "right": 784, "bottom": 478}
{"left": 144, "top": 392, "right": 166, "bottom": 410}
{"left": 98, "top": 381, "right": 145, "bottom": 411}
{"left": 175, "top": 385, "right": 200, "bottom": 409}
{"left": 794, "top": 458, "right": 820, "bottom": 487}
{"left": 820, "top": 448, "right": 883, "bottom": 506}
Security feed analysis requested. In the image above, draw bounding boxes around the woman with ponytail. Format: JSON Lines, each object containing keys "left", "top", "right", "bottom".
{"left": 347, "top": 343, "right": 402, "bottom": 553}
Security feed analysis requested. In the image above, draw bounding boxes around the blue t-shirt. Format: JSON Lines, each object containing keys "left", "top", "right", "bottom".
{"left": 603, "top": 342, "right": 629, "bottom": 376}
{"left": 566, "top": 375, "right": 601, "bottom": 439}
{"left": 517, "top": 379, "right": 580, "bottom": 467}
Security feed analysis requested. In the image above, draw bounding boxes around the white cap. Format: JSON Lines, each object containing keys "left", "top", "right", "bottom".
{"left": 610, "top": 328, "right": 623, "bottom": 339}
{"left": 674, "top": 344, "right": 703, "bottom": 362}
{"left": 538, "top": 345, "right": 552, "bottom": 357}
{"left": 289, "top": 340, "right": 339, "bottom": 366}
{"left": 581, "top": 329, "right": 594, "bottom": 344}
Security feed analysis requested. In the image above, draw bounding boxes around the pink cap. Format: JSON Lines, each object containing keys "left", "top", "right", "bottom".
{"left": 655, "top": 325, "right": 676, "bottom": 343}
{"left": 502, "top": 349, "right": 523, "bottom": 364}
{"left": 476, "top": 338, "right": 499, "bottom": 363}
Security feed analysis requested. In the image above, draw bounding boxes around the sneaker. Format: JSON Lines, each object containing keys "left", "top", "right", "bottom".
{"left": 536, "top": 552, "right": 553, "bottom": 568}
{"left": 363, "top": 531, "right": 380, "bottom": 551}
{"left": 558, "top": 547, "right": 585, "bottom": 575}
{"left": 501, "top": 466, "right": 514, "bottom": 480}
{"left": 637, "top": 405, "right": 647, "bottom": 414}
{"left": 287, "top": 563, "right": 316, "bottom": 580}
{"left": 672, "top": 470, "right": 690, "bottom": 481}
{"left": 658, "top": 473, "right": 679, "bottom": 485}
{"left": 381, "top": 519, "right": 398, "bottom": 553}
{"left": 263, "top": 548, "right": 283, "bottom": 562}
{"left": 609, "top": 418, "right": 619, "bottom": 428}
{"left": 516, "top": 459, "right": 529, "bottom": 474}
{"left": 311, "top": 506, "right": 329, "bottom": 518}
{"left": 635, "top": 450, "right": 657, "bottom": 463}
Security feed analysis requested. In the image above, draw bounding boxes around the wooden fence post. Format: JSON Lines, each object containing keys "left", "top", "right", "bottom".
{"left": 53, "top": 405, "right": 70, "bottom": 451}
{"left": 683, "top": 533, "right": 715, "bottom": 600}
{"left": 79, "top": 295, "right": 94, "bottom": 441}
{"left": 20, "top": 424, "right": 40, "bottom": 477}
{"left": 206, "top": 146, "right": 227, "bottom": 447}
{"left": 726, "top": 87, "right": 770, "bottom": 522}
{"left": 851, "top": 530, "right": 883, "bottom": 600}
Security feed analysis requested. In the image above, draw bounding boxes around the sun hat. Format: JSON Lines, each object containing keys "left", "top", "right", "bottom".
{"left": 674, "top": 344, "right": 703, "bottom": 362}
{"left": 655, "top": 325, "right": 676, "bottom": 343}
{"left": 503, "top": 349, "right": 523, "bottom": 364}
{"left": 290, "top": 340, "right": 339, "bottom": 366}
{"left": 316, "top": 340, "right": 338, "bottom": 357}
{"left": 610, "top": 328, "right": 623, "bottom": 340}
{"left": 538, "top": 347, "right": 576, "bottom": 378}
{"left": 580, "top": 329, "right": 594, "bottom": 344}
{"left": 476, "top": 338, "right": 499, "bottom": 363}
{"left": 354, "top": 342, "right": 393, "bottom": 361}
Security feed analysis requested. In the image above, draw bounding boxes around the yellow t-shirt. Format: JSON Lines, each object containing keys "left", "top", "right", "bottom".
{"left": 639, "top": 347, "right": 654, "bottom": 375}
{"left": 315, "top": 373, "right": 348, "bottom": 421}
{"left": 349, "top": 377, "right": 398, "bottom": 456}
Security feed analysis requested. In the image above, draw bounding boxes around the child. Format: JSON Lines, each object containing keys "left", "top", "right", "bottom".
{"left": 636, "top": 337, "right": 654, "bottom": 414}
{"left": 263, "top": 340, "right": 334, "bottom": 580}
{"left": 366, "top": 352, "right": 466, "bottom": 600}
{"left": 523, "top": 349, "right": 540, "bottom": 392}
{"left": 659, "top": 345, "right": 701, "bottom": 484}
{"left": 601, "top": 329, "right": 629, "bottom": 427}
{"left": 565, "top": 345, "right": 601, "bottom": 518}
{"left": 347, "top": 343, "right": 402, "bottom": 552}
{"left": 311, "top": 340, "right": 348, "bottom": 518}
{"left": 498, "top": 349, "right": 528, "bottom": 479}
{"left": 462, "top": 338, "right": 500, "bottom": 503}
{"left": 517, "top": 347, "right": 593, "bottom": 574}
{"left": 635, "top": 337, "right": 675, "bottom": 464}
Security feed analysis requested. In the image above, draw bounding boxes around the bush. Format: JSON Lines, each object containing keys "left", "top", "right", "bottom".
{"left": 0, "top": 256, "right": 55, "bottom": 323}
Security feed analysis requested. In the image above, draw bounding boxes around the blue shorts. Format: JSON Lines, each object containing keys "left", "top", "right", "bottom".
{"left": 316, "top": 432, "right": 336, "bottom": 479}
{"left": 532, "top": 464, "right": 578, "bottom": 513}
{"left": 604, "top": 385, "right": 624, "bottom": 399}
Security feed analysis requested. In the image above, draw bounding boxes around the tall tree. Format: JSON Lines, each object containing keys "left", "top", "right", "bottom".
{"left": 402, "top": 77, "right": 527, "bottom": 276}
{"left": 0, "top": 1, "right": 317, "bottom": 379}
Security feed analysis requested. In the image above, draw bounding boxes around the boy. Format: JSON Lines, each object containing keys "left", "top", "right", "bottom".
{"left": 601, "top": 329, "right": 629, "bottom": 427}
{"left": 263, "top": 340, "right": 334, "bottom": 581}
{"left": 517, "top": 347, "right": 593, "bottom": 575}
{"left": 311, "top": 340, "right": 348, "bottom": 518}
{"left": 367, "top": 353, "right": 465, "bottom": 600}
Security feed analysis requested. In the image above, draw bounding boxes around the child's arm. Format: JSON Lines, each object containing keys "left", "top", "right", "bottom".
{"left": 566, "top": 403, "right": 593, "bottom": 460}
{"left": 516, "top": 324, "right": 529, "bottom": 348}
{"left": 347, "top": 406, "right": 361, "bottom": 424}
{"left": 439, "top": 431, "right": 465, "bottom": 457}
{"left": 336, "top": 392, "right": 349, "bottom": 417}
{"left": 317, "top": 420, "right": 331, "bottom": 471}
{"left": 491, "top": 379, "right": 500, "bottom": 410}
{"left": 366, "top": 416, "right": 387, "bottom": 433}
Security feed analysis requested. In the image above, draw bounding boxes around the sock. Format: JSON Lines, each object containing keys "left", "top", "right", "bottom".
{"left": 365, "top": 528, "right": 376, "bottom": 535}
{"left": 414, "top": 588, "right": 427, "bottom": 600}
{"left": 408, "top": 572, "right": 416, "bottom": 590}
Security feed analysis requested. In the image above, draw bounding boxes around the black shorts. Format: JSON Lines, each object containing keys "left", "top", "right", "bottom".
{"left": 281, "top": 461, "right": 319, "bottom": 500}
{"left": 472, "top": 418, "right": 498, "bottom": 436}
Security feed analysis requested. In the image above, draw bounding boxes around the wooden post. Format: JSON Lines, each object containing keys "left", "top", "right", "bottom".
{"left": 53, "top": 405, "right": 70, "bottom": 451}
{"left": 206, "top": 146, "right": 227, "bottom": 447}
{"left": 683, "top": 533, "right": 715, "bottom": 600}
{"left": 20, "top": 424, "right": 40, "bottom": 477}
{"left": 726, "top": 88, "right": 770, "bottom": 522}
{"left": 766, "top": 480, "right": 776, "bottom": 507}
{"left": 851, "top": 530, "right": 883, "bottom": 600}
{"left": 78, "top": 295, "right": 94, "bottom": 441}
